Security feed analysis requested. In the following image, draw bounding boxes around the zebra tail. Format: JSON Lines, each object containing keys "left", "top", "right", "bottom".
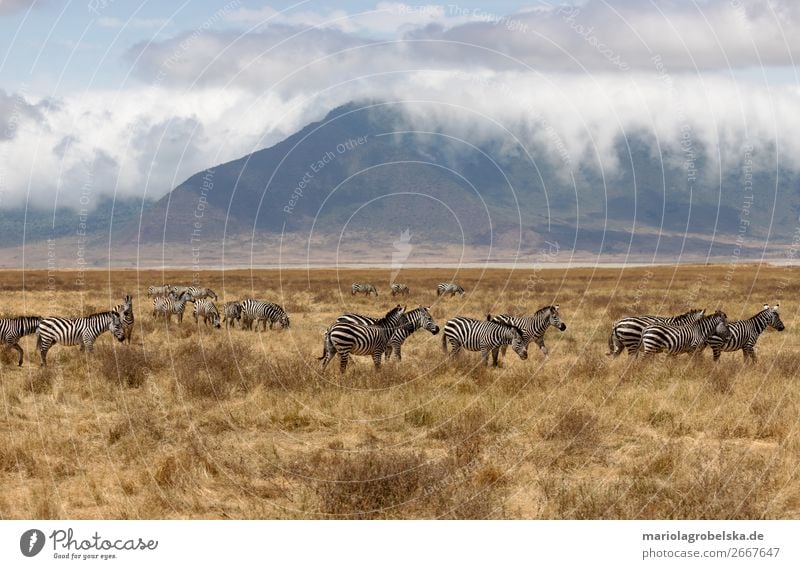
{"left": 606, "top": 332, "right": 615, "bottom": 355}
{"left": 318, "top": 331, "right": 333, "bottom": 360}
{"left": 441, "top": 333, "right": 448, "bottom": 353}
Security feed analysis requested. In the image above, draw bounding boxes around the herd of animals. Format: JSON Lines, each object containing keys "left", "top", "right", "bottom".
{"left": 0, "top": 279, "right": 787, "bottom": 371}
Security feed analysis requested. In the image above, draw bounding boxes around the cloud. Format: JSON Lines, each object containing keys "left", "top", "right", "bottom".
{"left": 0, "top": 0, "right": 44, "bottom": 17}
{"left": 0, "top": 89, "right": 47, "bottom": 140}
{"left": 96, "top": 16, "right": 172, "bottom": 30}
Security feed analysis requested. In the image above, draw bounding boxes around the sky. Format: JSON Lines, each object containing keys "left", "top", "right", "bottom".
{"left": 0, "top": 0, "right": 799, "bottom": 210}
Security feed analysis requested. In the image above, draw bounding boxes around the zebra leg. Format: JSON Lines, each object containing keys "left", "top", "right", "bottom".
{"left": 744, "top": 347, "right": 756, "bottom": 362}
{"left": 393, "top": 343, "right": 402, "bottom": 362}
{"left": 534, "top": 338, "right": 548, "bottom": 357}
{"left": 372, "top": 351, "right": 382, "bottom": 369}
{"left": 338, "top": 352, "right": 349, "bottom": 373}
{"left": 481, "top": 347, "right": 491, "bottom": 366}
{"left": 712, "top": 347, "right": 722, "bottom": 361}
{"left": 11, "top": 342, "right": 23, "bottom": 366}
{"left": 491, "top": 347, "right": 500, "bottom": 367}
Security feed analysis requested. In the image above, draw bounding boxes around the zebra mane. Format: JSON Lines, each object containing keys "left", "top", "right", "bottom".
{"left": 486, "top": 315, "right": 524, "bottom": 338}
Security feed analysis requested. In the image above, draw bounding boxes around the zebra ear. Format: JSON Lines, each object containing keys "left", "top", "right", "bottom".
{"left": 487, "top": 314, "right": 492, "bottom": 321}
{"left": 763, "top": 304, "right": 770, "bottom": 310}
{"left": 774, "top": 304, "right": 780, "bottom": 311}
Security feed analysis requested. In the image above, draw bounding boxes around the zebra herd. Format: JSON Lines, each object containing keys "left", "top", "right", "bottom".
{"left": 607, "top": 304, "right": 784, "bottom": 360}
{"left": 349, "top": 282, "right": 466, "bottom": 297}
{"left": 319, "top": 303, "right": 567, "bottom": 372}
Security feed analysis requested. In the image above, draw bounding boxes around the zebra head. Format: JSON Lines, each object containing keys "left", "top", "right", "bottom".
{"left": 279, "top": 313, "right": 290, "bottom": 329}
{"left": 109, "top": 311, "right": 126, "bottom": 342}
{"left": 510, "top": 326, "right": 528, "bottom": 360}
{"left": 415, "top": 306, "right": 439, "bottom": 335}
{"left": 380, "top": 305, "right": 405, "bottom": 328}
{"left": 210, "top": 312, "right": 222, "bottom": 329}
{"left": 549, "top": 305, "right": 567, "bottom": 331}
{"left": 121, "top": 294, "right": 133, "bottom": 315}
{"left": 766, "top": 303, "right": 785, "bottom": 331}
{"left": 711, "top": 310, "right": 732, "bottom": 340}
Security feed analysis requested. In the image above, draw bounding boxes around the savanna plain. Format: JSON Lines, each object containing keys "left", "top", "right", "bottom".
{"left": 0, "top": 265, "right": 798, "bottom": 519}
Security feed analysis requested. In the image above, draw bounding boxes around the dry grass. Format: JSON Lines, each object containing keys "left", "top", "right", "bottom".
{"left": 0, "top": 265, "right": 798, "bottom": 519}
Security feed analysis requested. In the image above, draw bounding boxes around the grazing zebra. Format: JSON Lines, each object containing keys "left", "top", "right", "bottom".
{"left": 193, "top": 298, "right": 221, "bottom": 328}
{"left": 639, "top": 310, "right": 731, "bottom": 357}
{"left": 442, "top": 317, "right": 528, "bottom": 366}
{"left": 222, "top": 301, "right": 242, "bottom": 329}
{"left": 351, "top": 283, "right": 378, "bottom": 296}
{"left": 319, "top": 305, "right": 405, "bottom": 373}
{"left": 436, "top": 282, "right": 465, "bottom": 297}
{"left": 240, "top": 299, "right": 290, "bottom": 331}
{"left": 707, "top": 304, "right": 785, "bottom": 362}
{"left": 152, "top": 290, "right": 194, "bottom": 323}
{"left": 390, "top": 283, "right": 410, "bottom": 297}
{"left": 36, "top": 311, "right": 125, "bottom": 366}
{"left": 147, "top": 284, "right": 171, "bottom": 298}
{"left": 607, "top": 308, "right": 706, "bottom": 357}
{"left": 334, "top": 306, "right": 440, "bottom": 361}
{"left": 0, "top": 316, "right": 42, "bottom": 366}
{"left": 168, "top": 285, "right": 217, "bottom": 300}
{"left": 112, "top": 294, "right": 134, "bottom": 344}
{"left": 488, "top": 305, "right": 567, "bottom": 358}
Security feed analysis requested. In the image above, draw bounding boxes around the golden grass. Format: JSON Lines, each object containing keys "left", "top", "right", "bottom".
{"left": 0, "top": 264, "right": 798, "bottom": 519}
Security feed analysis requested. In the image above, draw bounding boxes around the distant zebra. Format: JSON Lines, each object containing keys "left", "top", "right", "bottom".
{"left": 639, "top": 310, "right": 731, "bottom": 357}
{"left": 152, "top": 290, "right": 194, "bottom": 323}
{"left": 319, "top": 305, "right": 405, "bottom": 373}
{"left": 707, "top": 304, "right": 785, "bottom": 361}
{"left": 334, "top": 306, "right": 440, "bottom": 361}
{"left": 442, "top": 317, "right": 528, "bottom": 366}
{"left": 36, "top": 311, "right": 125, "bottom": 366}
{"left": 170, "top": 286, "right": 217, "bottom": 300}
{"left": 0, "top": 316, "right": 42, "bottom": 366}
{"left": 607, "top": 308, "right": 706, "bottom": 357}
{"left": 351, "top": 283, "right": 378, "bottom": 296}
{"left": 390, "top": 283, "right": 410, "bottom": 297}
{"left": 147, "top": 284, "right": 171, "bottom": 298}
{"left": 222, "top": 301, "right": 242, "bottom": 329}
{"left": 193, "top": 298, "right": 221, "bottom": 328}
{"left": 240, "top": 299, "right": 290, "bottom": 331}
{"left": 112, "top": 294, "right": 134, "bottom": 344}
{"left": 436, "top": 282, "right": 465, "bottom": 297}
{"left": 488, "top": 305, "right": 567, "bottom": 359}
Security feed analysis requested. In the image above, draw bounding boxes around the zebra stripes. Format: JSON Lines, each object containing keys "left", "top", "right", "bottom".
{"left": 639, "top": 310, "right": 731, "bottom": 357}
{"left": 172, "top": 286, "right": 218, "bottom": 300}
{"left": 147, "top": 285, "right": 171, "bottom": 298}
{"left": 608, "top": 308, "right": 706, "bottom": 357}
{"left": 351, "top": 283, "right": 378, "bottom": 296}
{"left": 437, "top": 282, "right": 465, "bottom": 297}
{"left": 707, "top": 304, "right": 784, "bottom": 361}
{"left": 240, "top": 299, "right": 290, "bottom": 331}
{"left": 335, "top": 306, "right": 440, "bottom": 361}
{"left": 442, "top": 317, "right": 528, "bottom": 366}
{"left": 193, "top": 298, "right": 221, "bottom": 328}
{"left": 112, "top": 295, "right": 134, "bottom": 344}
{"left": 320, "top": 305, "right": 405, "bottom": 372}
{"left": 488, "top": 305, "right": 567, "bottom": 358}
{"left": 36, "top": 311, "right": 125, "bottom": 366}
{"left": 152, "top": 290, "right": 194, "bottom": 323}
{"left": 222, "top": 301, "right": 242, "bottom": 329}
{"left": 0, "top": 316, "right": 42, "bottom": 366}
{"left": 390, "top": 283, "right": 410, "bottom": 297}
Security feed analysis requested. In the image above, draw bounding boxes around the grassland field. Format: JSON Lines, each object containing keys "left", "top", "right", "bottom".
{"left": 0, "top": 264, "right": 798, "bottom": 519}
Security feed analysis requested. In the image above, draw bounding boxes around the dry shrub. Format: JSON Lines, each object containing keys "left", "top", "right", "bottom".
{"left": 108, "top": 414, "right": 165, "bottom": 445}
{"left": 97, "top": 345, "right": 157, "bottom": 388}
{"left": 0, "top": 347, "right": 17, "bottom": 366}
{"left": 430, "top": 407, "right": 490, "bottom": 468}
{"left": 153, "top": 441, "right": 219, "bottom": 489}
{"left": 173, "top": 342, "right": 260, "bottom": 399}
{"left": 542, "top": 407, "right": 599, "bottom": 445}
{"left": 750, "top": 396, "right": 790, "bottom": 440}
{"left": 0, "top": 438, "right": 38, "bottom": 475}
{"left": 25, "top": 367, "right": 54, "bottom": 394}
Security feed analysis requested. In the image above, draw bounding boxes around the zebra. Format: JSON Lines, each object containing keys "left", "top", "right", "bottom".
{"left": 488, "top": 305, "right": 567, "bottom": 359}
{"left": 170, "top": 286, "right": 217, "bottom": 300}
{"left": 707, "top": 304, "right": 785, "bottom": 362}
{"left": 639, "top": 310, "right": 731, "bottom": 357}
{"left": 319, "top": 305, "right": 406, "bottom": 373}
{"left": 442, "top": 317, "right": 528, "bottom": 366}
{"left": 240, "top": 299, "right": 290, "bottom": 331}
{"left": 390, "top": 283, "right": 410, "bottom": 297}
{"left": 351, "top": 283, "right": 378, "bottom": 296}
{"left": 36, "top": 311, "right": 125, "bottom": 366}
{"left": 436, "top": 282, "right": 465, "bottom": 297}
{"left": 607, "top": 308, "right": 706, "bottom": 357}
{"left": 112, "top": 294, "right": 134, "bottom": 344}
{"left": 333, "top": 306, "right": 440, "bottom": 361}
{"left": 147, "top": 284, "right": 171, "bottom": 298}
{"left": 222, "top": 301, "right": 242, "bottom": 329}
{"left": 152, "top": 290, "right": 194, "bottom": 323}
{"left": 193, "top": 298, "right": 221, "bottom": 328}
{"left": 0, "top": 316, "right": 42, "bottom": 366}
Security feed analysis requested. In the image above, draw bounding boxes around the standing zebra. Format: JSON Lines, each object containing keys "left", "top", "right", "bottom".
{"left": 436, "top": 282, "right": 465, "bottom": 297}
{"left": 639, "top": 310, "right": 731, "bottom": 357}
{"left": 334, "top": 306, "right": 440, "bottom": 361}
{"left": 147, "top": 284, "right": 171, "bottom": 298}
{"left": 152, "top": 290, "right": 194, "bottom": 323}
{"left": 442, "top": 317, "right": 528, "bottom": 366}
{"left": 319, "top": 305, "right": 405, "bottom": 373}
{"left": 112, "top": 294, "right": 134, "bottom": 344}
{"left": 222, "top": 301, "right": 242, "bottom": 329}
{"left": 390, "top": 283, "right": 410, "bottom": 297}
{"left": 607, "top": 308, "right": 706, "bottom": 357}
{"left": 240, "top": 299, "right": 290, "bottom": 331}
{"left": 707, "top": 304, "right": 785, "bottom": 361}
{"left": 0, "top": 316, "right": 42, "bottom": 366}
{"left": 488, "top": 305, "right": 567, "bottom": 359}
{"left": 193, "top": 298, "right": 222, "bottom": 328}
{"left": 36, "top": 311, "right": 125, "bottom": 366}
{"left": 351, "top": 283, "right": 378, "bottom": 296}
{"left": 174, "top": 286, "right": 218, "bottom": 300}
